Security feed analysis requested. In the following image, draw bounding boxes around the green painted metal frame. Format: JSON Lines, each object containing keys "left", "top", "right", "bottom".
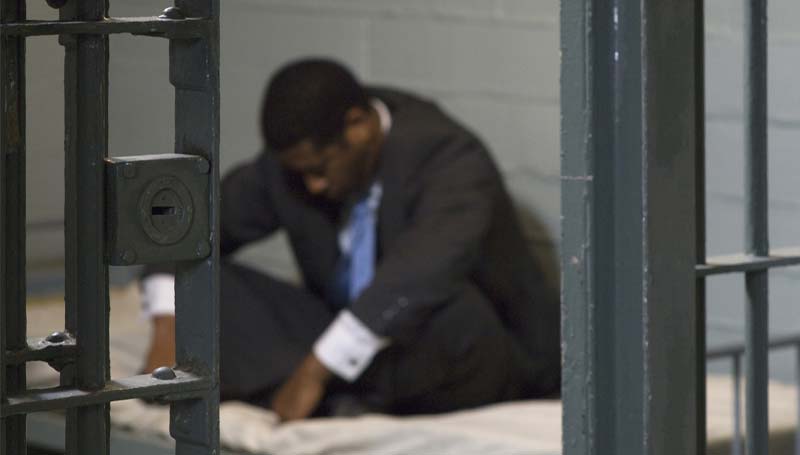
{"left": 169, "top": 0, "right": 221, "bottom": 451}
{"left": 695, "top": 1, "right": 707, "bottom": 453}
{"left": 560, "top": 0, "right": 699, "bottom": 453}
{"left": 0, "top": 0, "right": 29, "bottom": 452}
{"left": 0, "top": 0, "right": 220, "bottom": 453}
{"left": 743, "top": 1, "right": 769, "bottom": 453}
{"left": 562, "top": 0, "right": 786, "bottom": 452}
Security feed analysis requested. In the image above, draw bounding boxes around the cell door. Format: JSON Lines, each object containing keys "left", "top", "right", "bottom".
{"left": 0, "top": 0, "right": 220, "bottom": 453}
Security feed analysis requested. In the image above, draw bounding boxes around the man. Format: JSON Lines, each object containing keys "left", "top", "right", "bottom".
{"left": 142, "top": 58, "right": 560, "bottom": 421}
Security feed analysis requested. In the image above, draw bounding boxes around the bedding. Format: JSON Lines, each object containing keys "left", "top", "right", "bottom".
{"left": 25, "top": 285, "right": 798, "bottom": 455}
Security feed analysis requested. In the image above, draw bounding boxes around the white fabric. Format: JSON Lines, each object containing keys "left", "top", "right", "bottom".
{"left": 314, "top": 310, "right": 388, "bottom": 381}
{"left": 25, "top": 286, "right": 800, "bottom": 455}
{"left": 371, "top": 97, "right": 392, "bottom": 135}
{"left": 140, "top": 273, "right": 176, "bottom": 317}
{"left": 108, "top": 397, "right": 561, "bottom": 455}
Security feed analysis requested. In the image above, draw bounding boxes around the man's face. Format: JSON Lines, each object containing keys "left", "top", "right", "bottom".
{"left": 278, "top": 107, "right": 382, "bottom": 202}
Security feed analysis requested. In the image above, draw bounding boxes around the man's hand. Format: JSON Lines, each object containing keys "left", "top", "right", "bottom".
{"left": 143, "top": 315, "right": 176, "bottom": 374}
{"left": 271, "top": 353, "right": 333, "bottom": 421}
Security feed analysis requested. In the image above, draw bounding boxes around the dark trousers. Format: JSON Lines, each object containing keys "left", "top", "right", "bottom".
{"left": 218, "top": 262, "right": 541, "bottom": 415}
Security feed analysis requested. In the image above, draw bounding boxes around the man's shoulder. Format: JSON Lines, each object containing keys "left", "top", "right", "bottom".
{"left": 367, "top": 86, "right": 480, "bottom": 150}
{"left": 366, "top": 86, "right": 433, "bottom": 110}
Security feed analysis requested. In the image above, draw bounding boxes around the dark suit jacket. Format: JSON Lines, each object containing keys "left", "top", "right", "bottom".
{"left": 219, "top": 87, "right": 560, "bottom": 392}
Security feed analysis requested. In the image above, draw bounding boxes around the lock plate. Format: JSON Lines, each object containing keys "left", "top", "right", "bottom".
{"left": 106, "top": 154, "right": 210, "bottom": 265}
{"left": 138, "top": 175, "right": 194, "bottom": 245}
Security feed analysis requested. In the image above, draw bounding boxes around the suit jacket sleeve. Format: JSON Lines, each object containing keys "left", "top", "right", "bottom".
{"left": 349, "top": 134, "right": 498, "bottom": 342}
{"left": 219, "top": 155, "right": 281, "bottom": 257}
{"left": 142, "top": 155, "right": 279, "bottom": 277}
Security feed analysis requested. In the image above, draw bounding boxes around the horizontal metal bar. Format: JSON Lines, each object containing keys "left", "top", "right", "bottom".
{"left": 2, "top": 371, "right": 211, "bottom": 417}
{"left": 706, "top": 333, "right": 800, "bottom": 360}
{"left": 696, "top": 246, "right": 800, "bottom": 276}
{"left": 0, "top": 17, "right": 210, "bottom": 38}
{"left": 5, "top": 336, "right": 76, "bottom": 366}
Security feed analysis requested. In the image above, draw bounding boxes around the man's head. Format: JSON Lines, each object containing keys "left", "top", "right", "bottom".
{"left": 261, "top": 59, "right": 384, "bottom": 202}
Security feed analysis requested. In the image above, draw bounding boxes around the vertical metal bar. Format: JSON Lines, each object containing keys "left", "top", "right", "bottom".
{"left": 695, "top": 0, "right": 707, "bottom": 452}
{"left": 560, "top": 0, "right": 605, "bottom": 450}
{"left": 795, "top": 346, "right": 800, "bottom": 455}
{"left": 61, "top": 0, "right": 111, "bottom": 453}
{"left": 560, "top": 0, "right": 698, "bottom": 453}
{"left": 73, "top": 30, "right": 111, "bottom": 455}
{"left": 733, "top": 355, "right": 743, "bottom": 455}
{"left": 169, "top": 0, "right": 220, "bottom": 453}
{"left": 0, "top": 0, "right": 27, "bottom": 452}
{"left": 744, "top": 0, "right": 769, "bottom": 454}
{"left": 59, "top": 3, "right": 79, "bottom": 452}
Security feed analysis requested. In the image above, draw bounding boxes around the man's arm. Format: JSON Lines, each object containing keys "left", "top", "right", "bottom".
{"left": 143, "top": 315, "right": 176, "bottom": 374}
{"left": 219, "top": 155, "right": 282, "bottom": 257}
{"left": 141, "top": 155, "right": 281, "bottom": 372}
{"left": 270, "top": 353, "right": 332, "bottom": 421}
{"left": 271, "top": 135, "right": 498, "bottom": 420}
{"left": 349, "top": 135, "right": 498, "bottom": 341}
{"left": 141, "top": 274, "right": 178, "bottom": 373}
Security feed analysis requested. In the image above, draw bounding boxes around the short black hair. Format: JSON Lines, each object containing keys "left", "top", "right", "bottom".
{"left": 261, "top": 58, "right": 370, "bottom": 151}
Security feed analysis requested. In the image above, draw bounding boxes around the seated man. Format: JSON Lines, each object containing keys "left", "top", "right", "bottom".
{"left": 142, "top": 58, "right": 560, "bottom": 421}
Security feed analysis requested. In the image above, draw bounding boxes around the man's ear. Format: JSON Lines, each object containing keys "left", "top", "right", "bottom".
{"left": 344, "top": 106, "right": 369, "bottom": 126}
{"left": 343, "top": 106, "right": 372, "bottom": 145}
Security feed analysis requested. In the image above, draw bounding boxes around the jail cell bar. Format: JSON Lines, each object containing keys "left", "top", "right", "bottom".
{"left": 695, "top": 0, "right": 707, "bottom": 453}
{"left": 697, "top": 0, "right": 781, "bottom": 452}
{"left": 0, "top": 1, "right": 220, "bottom": 454}
{"left": 744, "top": 0, "right": 769, "bottom": 453}
{"left": 0, "top": 0, "right": 28, "bottom": 452}
{"left": 560, "top": 0, "right": 699, "bottom": 453}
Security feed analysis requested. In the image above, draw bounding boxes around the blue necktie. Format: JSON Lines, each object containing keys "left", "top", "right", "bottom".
{"left": 332, "top": 190, "right": 377, "bottom": 306}
{"left": 348, "top": 195, "right": 376, "bottom": 302}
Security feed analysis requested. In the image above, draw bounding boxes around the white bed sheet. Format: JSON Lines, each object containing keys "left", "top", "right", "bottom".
{"left": 25, "top": 285, "right": 798, "bottom": 455}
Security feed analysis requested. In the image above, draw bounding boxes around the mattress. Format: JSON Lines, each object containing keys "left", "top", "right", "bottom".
{"left": 24, "top": 285, "right": 799, "bottom": 455}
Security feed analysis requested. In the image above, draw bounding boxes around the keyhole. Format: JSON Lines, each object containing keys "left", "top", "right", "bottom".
{"left": 150, "top": 188, "right": 183, "bottom": 234}
{"left": 139, "top": 178, "right": 194, "bottom": 246}
{"left": 152, "top": 206, "right": 176, "bottom": 216}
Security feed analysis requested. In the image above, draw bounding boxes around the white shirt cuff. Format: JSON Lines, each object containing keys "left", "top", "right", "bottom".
{"left": 141, "top": 274, "right": 176, "bottom": 318}
{"left": 313, "top": 310, "right": 389, "bottom": 382}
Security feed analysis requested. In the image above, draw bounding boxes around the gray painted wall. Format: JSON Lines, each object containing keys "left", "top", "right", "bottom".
{"left": 22, "top": 1, "right": 800, "bottom": 380}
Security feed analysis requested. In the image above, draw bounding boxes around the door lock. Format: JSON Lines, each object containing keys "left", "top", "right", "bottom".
{"left": 139, "top": 176, "right": 194, "bottom": 245}
{"left": 106, "top": 154, "right": 210, "bottom": 265}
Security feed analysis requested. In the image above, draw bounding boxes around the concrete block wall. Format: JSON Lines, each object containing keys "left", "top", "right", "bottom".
{"left": 214, "top": 0, "right": 561, "bottom": 278}
{"left": 21, "top": 0, "right": 800, "bottom": 379}
{"left": 107, "top": 0, "right": 561, "bottom": 281}
{"left": 25, "top": 0, "right": 561, "bottom": 285}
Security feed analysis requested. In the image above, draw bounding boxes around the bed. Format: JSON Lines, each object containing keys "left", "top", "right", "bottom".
{"left": 25, "top": 285, "right": 800, "bottom": 455}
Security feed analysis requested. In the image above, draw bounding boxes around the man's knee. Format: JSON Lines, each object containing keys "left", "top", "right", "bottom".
{"left": 364, "top": 285, "right": 517, "bottom": 412}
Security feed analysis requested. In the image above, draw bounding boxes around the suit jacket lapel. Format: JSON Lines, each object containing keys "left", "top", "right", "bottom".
{"left": 277, "top": 170, "right": 341, "bottom": 295}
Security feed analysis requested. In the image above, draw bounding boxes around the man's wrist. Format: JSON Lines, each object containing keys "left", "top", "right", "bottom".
{"left": 313, "top": 310, "right": 389, "bottom": 382}
{"left": 141, "top": 274, "right": 176, "bottom": 317}
{"left": 300, "top": 353, "right": 333, "bottom": 382}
